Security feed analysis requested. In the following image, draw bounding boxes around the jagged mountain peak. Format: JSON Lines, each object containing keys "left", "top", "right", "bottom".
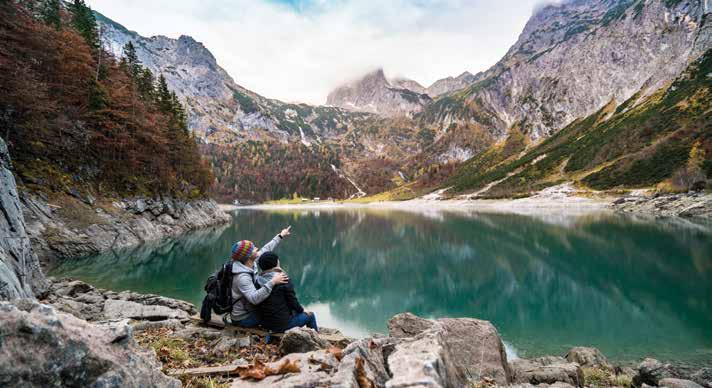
{"left": 326, "top": 68, "right": 431, "bottom": 117}
{"left": 425, "top": 71, "right": 478, "bottom": 97}
{"left": 390, "top": 77, "right": 427, "bottom": 94}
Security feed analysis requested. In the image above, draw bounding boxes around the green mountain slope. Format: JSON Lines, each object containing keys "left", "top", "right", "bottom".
{"left": 445, "top": 49, "right": 712, "bottom": 198}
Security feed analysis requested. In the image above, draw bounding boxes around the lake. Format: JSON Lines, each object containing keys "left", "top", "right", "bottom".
{"left": 49, "top": 207, "right": 712, "bottom": 366}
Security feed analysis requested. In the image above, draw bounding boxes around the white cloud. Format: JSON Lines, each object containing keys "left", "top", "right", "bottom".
{"left": 87, "top": 0, "right": 543, "bottom": 104}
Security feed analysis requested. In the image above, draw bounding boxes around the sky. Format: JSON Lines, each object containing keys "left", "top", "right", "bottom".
{"left": 86, "top": 0, "right": 547, "bottom": 105}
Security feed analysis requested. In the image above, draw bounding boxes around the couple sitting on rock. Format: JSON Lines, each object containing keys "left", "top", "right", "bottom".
{"left": 227, "top": 226, "right": 318, "bottom": 334}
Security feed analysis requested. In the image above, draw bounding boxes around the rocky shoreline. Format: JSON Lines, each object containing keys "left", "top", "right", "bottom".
{"left": 611, "top": 191, "right": 712, "bottom": 219}
{"left": 3, "top": 278, "right": 708, "bottom": 388}
{"left": 21, "top": 193, "right": 230, "bottom": 267}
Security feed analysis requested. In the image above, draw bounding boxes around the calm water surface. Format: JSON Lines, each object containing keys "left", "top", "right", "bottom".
{"left": 50, "top": 208, "right": 712, "bottom": 366}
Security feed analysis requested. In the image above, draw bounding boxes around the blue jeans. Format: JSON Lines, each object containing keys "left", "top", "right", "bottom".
{"left": 286, "top": 312, "right": 318, "bottom": 332}
{"left": 230, "top": 312, "right": 260, "bottom": 328}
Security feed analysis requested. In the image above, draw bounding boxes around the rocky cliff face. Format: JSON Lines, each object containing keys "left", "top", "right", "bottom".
{"left": 22, "top": 194, "right": 230, "bottom": 266}
{"left": 422, "top": 0, "right": 711, "bottom": 140}
{"left": 391, "top": 77, "right": 427, "bottom": 94}
{"left": 326, "top": 69, "right": 432, "bottom": 117}
{"left": 0, "top": 138, "right": 47, "bottom": 300}
{"left": 425, "top": 71, "right": 478, "bottom": 97}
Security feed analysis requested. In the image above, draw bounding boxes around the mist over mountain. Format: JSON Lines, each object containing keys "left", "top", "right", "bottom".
{"left": 95, "top": 0, "right": 711, "bottom": 201}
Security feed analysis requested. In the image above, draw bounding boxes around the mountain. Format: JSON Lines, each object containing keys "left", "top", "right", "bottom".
{"left": 391, "top": 77, "right": 427, "bottom": 94}
{"left": 326, "top": 69, "right": 432, "bottom": 117}
{"left": 446, "top": 48, "right": 712, "bottom": 198}
{"left": 425, "top": 71, "right": 478, "bottom": 97}
{"left": 420, "top": 0, "right": 711, "bottom": 141}
{"left": 97, "top": 12, "right": 375, "bottom": 145}
{"left": 95, "top": 0, "right": 711, "bottom": 201}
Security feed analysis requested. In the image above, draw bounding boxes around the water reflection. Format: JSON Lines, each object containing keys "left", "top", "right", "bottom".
{"left": 50, "top": 209, "right": 712, "bottom": 366}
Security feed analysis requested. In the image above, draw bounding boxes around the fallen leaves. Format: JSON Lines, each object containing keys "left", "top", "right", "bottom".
{"left": 355, "top": 357, "right": 375, "bottom": 388}
{"left": 327, "top": 346, "right": 343, "bottom": 361}
{"left": 236, "top": 358, "right": 302, "bottom": 381}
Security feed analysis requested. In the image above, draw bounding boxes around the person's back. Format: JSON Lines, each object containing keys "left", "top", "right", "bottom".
{"left": 256, "top": 269, "right": 300, "bottom": 332}
{"left": 256, "top": 252, "right": 317, "bottom": 333}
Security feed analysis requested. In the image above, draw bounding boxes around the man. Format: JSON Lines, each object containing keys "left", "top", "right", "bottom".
{"left": 229, "top": 226, "right": 292, "bottom": 327}
{"left": 255, "top": 251, "right": 318, "bottom": 333}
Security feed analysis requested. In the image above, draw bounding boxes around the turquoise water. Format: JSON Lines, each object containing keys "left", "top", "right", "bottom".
{"left": 49, "top": 208, "right": 712, "bottom": 366}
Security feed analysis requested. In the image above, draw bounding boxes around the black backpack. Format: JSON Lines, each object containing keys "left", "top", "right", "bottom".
{"left": 200, "top": 261, "right": 236, "bottom": 323}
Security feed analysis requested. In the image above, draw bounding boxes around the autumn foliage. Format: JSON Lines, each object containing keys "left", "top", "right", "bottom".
{"left": 0, "top": 1, "right": 213, "bottom": 198}
{"left": 204, "top": 141, "right": 354, "bottom": 202}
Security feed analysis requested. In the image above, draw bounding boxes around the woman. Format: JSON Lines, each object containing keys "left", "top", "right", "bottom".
{"left": 229, "top": 227, "right": 291, "bottom": 327}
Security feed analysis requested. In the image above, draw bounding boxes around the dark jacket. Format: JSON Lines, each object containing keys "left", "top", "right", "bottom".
{"left": 255, "top": 269, "right": 304, "bottom": 332}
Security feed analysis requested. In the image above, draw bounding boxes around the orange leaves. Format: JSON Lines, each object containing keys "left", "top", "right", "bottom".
{"left": 327, "top": 346, "right": 343, "bottom": 361}
{"left": 236, "top": 358, "right": 301, "bottom": 381}
{"left": 355, "top": 357, "right": 375, "bottom": 388}
{"left": 275, "top": 358, "right": 301, "bottom": 375}
{"left": 236, "top": 359, "right": 268, "bottom": 380}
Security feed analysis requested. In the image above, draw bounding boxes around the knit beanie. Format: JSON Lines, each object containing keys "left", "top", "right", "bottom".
{"left": 258, "top": 251, "right": 279, "bottom": 271}
{"left": 231, "top": 240, "right": 255, "bottom": 263}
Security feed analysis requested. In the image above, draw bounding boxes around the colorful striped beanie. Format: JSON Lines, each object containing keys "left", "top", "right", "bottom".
{"left": 231, "top": 240, "right": 255, "bottom": 263}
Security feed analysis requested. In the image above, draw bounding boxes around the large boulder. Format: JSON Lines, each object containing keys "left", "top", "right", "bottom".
{"left": 330, "top": 337, "right": 395, "bottom": 388}
{"left": 690, "top": 368, "right": 712, "bottom": 388}
{"left": 634, "top": 358, "right": 676, "bottom": 386}
{"left": 0, "top": 300, "right": 180, "bottom": 387}
{"left": 388, "top": 312, "right": 435, "bottom": 338}
{"left": 0, "top": 137, "right": 48, "bottom": 300}
{"left": 387, "top": 316, "right": 512, "bottom": 387}
{"left": 103, "top": 299, "right": 191, "bottom": 321}
{"left": 510, "top": 356, "right": 584, "bottom": 387}
{"left": 564, "top": 347, "right": 611, "bottom": 369}
{"left": 659, "top": 378, "right": 704, "bottom": 388}
{"left": 278, "top": 327, "right": 331, "bottom": 355}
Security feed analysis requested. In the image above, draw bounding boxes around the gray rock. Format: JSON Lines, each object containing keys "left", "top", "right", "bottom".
{"left": 212, "top": 336, "right": 250, "bottom": 357}
{"left": 50, "top": 296, "right": 104, "bottom": 321}
{"left": 52, "top": 279, "right": 94, "bottom": 297}
{"left": 387, "top": 316, "right": 512, "bottom": 387}
{"left": 318, "top": 327, "right": 354, "bottom": 348}
{"left": 278, "top": 327, "right": 331, "bottom": 355}
{"left": 131, "top": 319, "right": 186, "bottom": 332}
{"left": 103, "top": 299, "right": 190, "bottom": 321}
{"left": 0, "top": 138, "right": 48, "bottom": 301}
{"left": 330, "top": 337, "right": 395, "bottom": 388}
{"left": 133, "top": 198, "right": 148, "bottom": 214}
{"left": 659, "top": 378, "right": 704, "bottom": 388}
{"left": 0, "top": 301, "right": 180, "bottom": 387}
{"left": 634, "top": 358, "right": 676, "bottom": 386}
{"left": 510, "top": 357, "right": 584, "bottom": 387}
{"left": 690, "top": 368, "right": 712, "bottom": 388}
{"left": 95, "top": 319, "right": 133, "bottom": 344}
{"left": 564, "top": 346, "right": 611, "bottom": 369}
{"left": 173, "top": 325, "right": 223, "bottom": 340}
{"left": 22, "top": 193, "right": 230, "bottom": 264}
{"left": 388, "top": 312, "right": 435, "bottom": 338}
{"left": 116, "top": 291, "right": 196, "bottom": 315}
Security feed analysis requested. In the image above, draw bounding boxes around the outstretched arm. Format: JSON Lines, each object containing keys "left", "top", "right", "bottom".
{"left": 258, "top": 226, "right": 292, "bottom": 255}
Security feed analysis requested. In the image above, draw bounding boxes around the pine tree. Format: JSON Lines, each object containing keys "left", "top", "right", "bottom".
{"left": 170, "top": 91, "right": 188, "bottom": 132}
{"left": 136, "top": 67, "right": 155, "bottom": 102}
{"left": 156, "top": 74, "right": 172, "bottom": 113}
{"left": 70, "top": 0, "right": 99, "bottom": 49}
{"left": 39, "top": 0, "right": 61, "bottom": 30}
{"left": 121, "top": 41, "right": 141, "bottom": 80}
